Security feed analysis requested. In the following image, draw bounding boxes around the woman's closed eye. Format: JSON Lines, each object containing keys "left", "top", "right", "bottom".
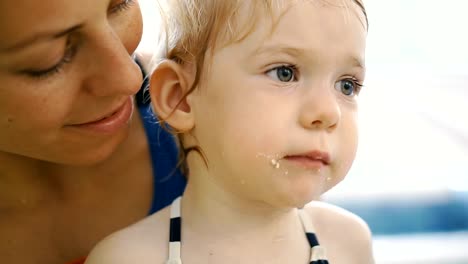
{"left": 109, "top": 0, "right": 136, "bottom": 14}
{"left": 335, "top": 78, "right": 363, "bottom": 97}
{"left": 266, "top": 64, "right": 299, "bottom": 83}
{"left": 19, "top": 0, "right": 136, "bottom": 80}
{"left": 21, "top": 38, "right": 77, "bottom": 80}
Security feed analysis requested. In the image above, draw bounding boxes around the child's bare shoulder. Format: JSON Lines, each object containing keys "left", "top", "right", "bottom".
{"left": 304, "top": 200, "right": 371, "bottom": 235}
{"left": 303, "top": 201, "right": 375, "bottom": 264}
{"left": 85, "top": 207, "right": 171, "bottom": 264}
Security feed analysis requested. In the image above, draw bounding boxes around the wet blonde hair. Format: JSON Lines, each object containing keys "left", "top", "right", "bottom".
{"left": 151, "top": 0, "right": 368, "bottom": 173}
{"left": 153, "top": 0, "right": 367, "bottom": 68}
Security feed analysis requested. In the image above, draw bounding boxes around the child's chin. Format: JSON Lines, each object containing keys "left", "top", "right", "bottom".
{"left": 295, "top": 197, "right": 318, "bottom": 209}
{"left": 285, "top": 174, "right": 328, "bottom": 203}
{"left": 280, "top": 191, "right": 320, "bottom": 209}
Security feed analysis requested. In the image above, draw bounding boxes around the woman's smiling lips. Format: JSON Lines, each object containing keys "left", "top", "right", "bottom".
{"left": 67, "top": 97, "right": 134, "bottom": 134}
{"left": 283, "top": 150, "right": 330, "bottom": 169}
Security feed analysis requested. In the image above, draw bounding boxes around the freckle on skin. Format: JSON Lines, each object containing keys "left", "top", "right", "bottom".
{"left": 7, "top": 117, "right": 13, "bottom": 123}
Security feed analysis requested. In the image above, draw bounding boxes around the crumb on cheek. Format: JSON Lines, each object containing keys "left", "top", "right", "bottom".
{"left": 270, "top": 158, "right": 280, "bottom": 169}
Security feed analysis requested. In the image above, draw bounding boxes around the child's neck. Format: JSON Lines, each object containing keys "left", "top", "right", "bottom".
{"left": 179, "top": 181, "right": 311, "bottom": 263}
{"left": 181, "top": 178, "right": 300, "bottom": 241}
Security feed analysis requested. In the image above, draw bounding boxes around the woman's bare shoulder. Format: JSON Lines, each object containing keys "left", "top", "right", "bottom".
{"left": 303, "top": 201, "right": 375, "bottom": 264}
{"left": 85, "top": 207, "right": 171, "bottom": 264}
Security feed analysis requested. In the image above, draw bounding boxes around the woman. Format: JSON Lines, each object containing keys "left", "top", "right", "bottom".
{"left": 0, "top": 1, "right": 185, "bottom": 263}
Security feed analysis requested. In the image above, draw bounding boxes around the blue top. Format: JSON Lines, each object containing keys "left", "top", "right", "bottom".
{"left": 135, "top": 60, "right": 186, "bottom": 213}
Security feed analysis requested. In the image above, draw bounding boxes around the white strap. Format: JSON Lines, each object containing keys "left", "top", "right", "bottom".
{"left": 166, "top": 197, "right": 182, "bottom": 264}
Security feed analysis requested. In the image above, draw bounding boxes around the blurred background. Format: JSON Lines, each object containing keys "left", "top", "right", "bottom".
{"left": 324, "top": 1, "right": 468, "bottom": 263}
{"left": 138, "top": 0, "right": 468, "bottom": 263}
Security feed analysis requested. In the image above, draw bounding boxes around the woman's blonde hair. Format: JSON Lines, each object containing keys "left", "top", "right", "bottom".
{"left": 151, "top": 0, "right": 368, "bottom": 173}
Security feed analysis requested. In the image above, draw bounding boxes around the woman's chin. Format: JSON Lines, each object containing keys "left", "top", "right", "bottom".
{"left": 49, "top": 130, "right": 129, "bottom": 166}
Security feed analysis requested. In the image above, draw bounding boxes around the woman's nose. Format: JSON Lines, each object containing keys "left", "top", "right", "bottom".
{"left": 82, "top": 26, "right": 143, "bottom": 97}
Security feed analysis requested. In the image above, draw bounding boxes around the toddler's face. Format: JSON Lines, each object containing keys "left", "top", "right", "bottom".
{"left": 189, "top": 0, "right": 367, "bottom": 207}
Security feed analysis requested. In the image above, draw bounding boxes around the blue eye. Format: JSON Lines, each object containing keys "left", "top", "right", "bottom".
{"left": 266, "top": 65, "right": 298, "bottom": 82}
{"left": 335, "top": 78, "right": 363, "bottom": 96}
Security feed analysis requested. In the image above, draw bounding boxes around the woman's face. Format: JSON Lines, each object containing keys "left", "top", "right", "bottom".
{"left": 0, "top": 0, "right": 143, "bottom": 165}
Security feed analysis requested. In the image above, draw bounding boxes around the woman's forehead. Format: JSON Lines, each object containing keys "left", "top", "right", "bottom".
{"left": 0, "top": 0, "right": 106, "bottom": 51}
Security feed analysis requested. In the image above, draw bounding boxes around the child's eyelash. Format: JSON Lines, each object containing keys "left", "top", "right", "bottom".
{"left": 349, "top": 76, "right": 364, "bottom": 88}
{"left": 354, "top": 78, "right": 365, "bottom": 92}
{"left": 265, "top": 63, "right": 300, "bottom": 82}
{"left": 110, "top": 0, "right": 136, "bottom": 13}
{"left": 345, "top": 76, "right": 365, "bottom": 94}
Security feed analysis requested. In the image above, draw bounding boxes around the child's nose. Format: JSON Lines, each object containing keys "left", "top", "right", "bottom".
{"left": 298, "top": 87, "right": 341, "bottom": 131}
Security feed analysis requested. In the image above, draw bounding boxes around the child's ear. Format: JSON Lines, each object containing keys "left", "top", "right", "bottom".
{"left": 149, "top": 60, "right": 195, "bottom": 132}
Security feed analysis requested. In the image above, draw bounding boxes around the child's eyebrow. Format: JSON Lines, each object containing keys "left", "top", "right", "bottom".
{"left": 348, "top": 56, "right": 366, "bottom": 70}
{"left": 253, "top": 44, "right": 365, "bottom": 70}
{"left": 253, "top": 44, "right": 304, "bottom": 59}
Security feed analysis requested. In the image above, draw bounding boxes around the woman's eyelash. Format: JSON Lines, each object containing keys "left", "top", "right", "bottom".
{"left": 22, "top": 1, "right": 135, "bottom": 80}
{"left": 24, "top": 43, "right": 77, "bottom": 79}
{"left": 110, "top": 0, "right": 135, "bottom": 13}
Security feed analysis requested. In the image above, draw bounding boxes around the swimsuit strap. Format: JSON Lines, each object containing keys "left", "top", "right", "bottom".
{"left": 166, "top": 197, "right": 182, "bottom": 264}
{"left": 165, "top": 198, "right": 330, "bottom": 264}
{"left": 298, "top": 209, "right": 330, "bottom": 264}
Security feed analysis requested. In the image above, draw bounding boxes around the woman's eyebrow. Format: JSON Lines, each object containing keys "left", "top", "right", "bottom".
{"left": 0, "top": 24, "right": 83, "bottom": 53}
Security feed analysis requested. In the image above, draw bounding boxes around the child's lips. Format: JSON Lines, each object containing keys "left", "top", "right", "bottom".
{"left": 283, "top": 150, "right": 330, "bottom": 169}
